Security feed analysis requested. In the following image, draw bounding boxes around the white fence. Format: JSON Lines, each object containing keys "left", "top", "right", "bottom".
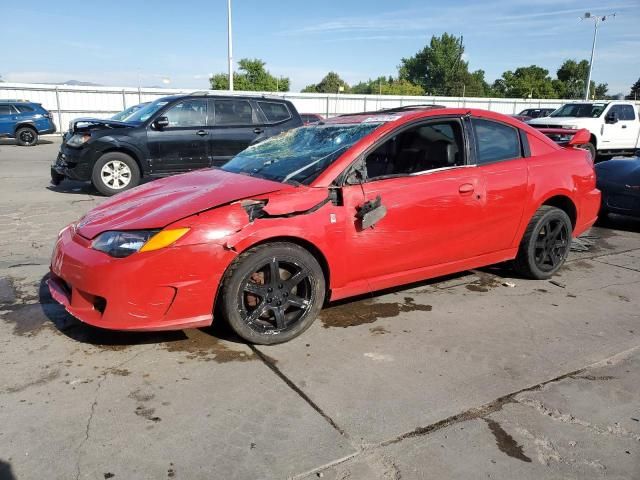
{"left": 3, "top": 82, "right": 635, "bottom": 134}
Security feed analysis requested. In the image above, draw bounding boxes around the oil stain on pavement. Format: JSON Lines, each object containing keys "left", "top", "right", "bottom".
{"left": 484, "top": 418, "right": 532, "bottom": 463}
{"left": 320, "top": 296, "right": 432, "bottom": 328}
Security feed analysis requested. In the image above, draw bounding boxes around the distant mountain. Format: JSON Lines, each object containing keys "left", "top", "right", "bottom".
{"left": 61, "top": 80, "right": 102, "bottom": 86}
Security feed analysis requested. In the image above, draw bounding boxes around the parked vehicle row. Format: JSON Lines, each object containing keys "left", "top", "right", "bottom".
{"left": 528, "top": 100, "right": 640, "bottom": 160}
{"left": 51, "top": 93, "right": 303, "bottom": 195}
{"left": 512, "top": 108, "right": 556, "bottom": 123}
{"left": 0, "top": 99, "right": 56, "bottom": 146}
{"left": 48, "top": 106, "right": 601, "bottom": 344}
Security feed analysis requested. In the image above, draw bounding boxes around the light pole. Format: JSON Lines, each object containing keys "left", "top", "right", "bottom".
{"left": 581, "top": 12, "right": 615, "bottom": 100}
{"left": 227, "top": 0, "right": 234, "bottom": 91}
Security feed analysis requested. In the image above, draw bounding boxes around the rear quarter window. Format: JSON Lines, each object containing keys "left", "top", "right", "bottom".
{"left": 16, "top": 105, "right": 35, "bottom": 113}
{"left": 472, "top": 118, "right": 522, "bottom": 164}
{"left": 258, "top": 101, "right": 292, "bottom": 123}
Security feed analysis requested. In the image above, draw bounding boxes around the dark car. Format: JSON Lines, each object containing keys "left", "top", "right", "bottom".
{"left": 512, "top": 108, "right": 556, "bottom": 123}
{"left": 51, "top": 93, "right": 303, "bottom": 196}
{"left": 595, "top": 155, "right": 640, "bottom": 218}
{"left": 300, "top": 113, "right": 324, "bottom": 125}
{"left": 0, "top": 100, "right": 56, "bottom": 146}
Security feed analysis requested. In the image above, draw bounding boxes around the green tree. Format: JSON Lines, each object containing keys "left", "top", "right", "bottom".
{"left": 492, "top": 65, "right": 558, "bottom": 99}
{"left": 301, "top": 72, "right": 350, "bottom": 93}
{"left": 350, "top": 76, "right": 424, "bottom": 95}
{"left": 556, "top": 59, "right": 590, "bottom": 98}
{"left": 627, "top": 77, "right": 640, "bottom": 100}
{"left": 399, "top": 33, "right": 487, "bottom": 96}
{"left": 210, "top": 59, "right": 289, "bottom": 92}
{"left": 594, "top": 83, "right": 609, "bottom": 99}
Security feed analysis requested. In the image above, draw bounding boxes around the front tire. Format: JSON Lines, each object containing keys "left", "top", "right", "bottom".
{"left": 91, "top": 152, "right": 140, "bottom": 196}
{"left": 15, "top": 126, "right": 38, "bottom": 146}
{"left": 514, "top": 206, "right": 572, "bottom": 279}
{"left": 220, "top": 242, "right": 326, "bottom": 344}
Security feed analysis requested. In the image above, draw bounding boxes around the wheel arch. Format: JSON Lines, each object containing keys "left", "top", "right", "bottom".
{"left": 14, "top": 122, "right": 37, "bottom": 134}
{"left": 541, "top": 194, "right": 577, "bottom": 229}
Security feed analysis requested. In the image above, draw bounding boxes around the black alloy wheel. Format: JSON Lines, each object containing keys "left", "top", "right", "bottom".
{"left": 240, "top": 258, "right": 313, "bottom": 332}
{"left": 514, "top": 205, "right": 573, "bottom": 279}
{"left": 16, "top": 127, "right": 38, "bottom": 146}
{"left": 221, "top": 243, "right": 325, "bottom": 344}
{"left": 533, "top": 217, "right": 570, "bottom": 273}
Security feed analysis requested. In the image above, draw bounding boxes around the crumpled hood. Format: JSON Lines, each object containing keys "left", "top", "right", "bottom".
{"left": 70, "top": 117, "right": 136, "bottom": 133}
{"left": 76, "top": 169, "right": 289, "bottom": 238}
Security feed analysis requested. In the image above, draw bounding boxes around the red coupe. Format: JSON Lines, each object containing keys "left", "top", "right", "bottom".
{"left": 49, "top": 107, "right": 600, "bottom": 344}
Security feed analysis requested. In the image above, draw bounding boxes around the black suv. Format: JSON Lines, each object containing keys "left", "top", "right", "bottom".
{"left": 51, "top": 93, "right": 303, "bottom": 195}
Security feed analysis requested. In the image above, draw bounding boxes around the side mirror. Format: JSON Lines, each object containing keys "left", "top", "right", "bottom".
{"left": 153, "top": 116, "right": 169, "bottom": 129}
{"left": 605, "top": 111, "right": 618, "bottom": 124}
{"left": 567, "top": 128, "right": 591, "bottom": 147}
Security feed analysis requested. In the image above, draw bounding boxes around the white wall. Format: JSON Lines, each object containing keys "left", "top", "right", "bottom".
{"left": 2, "top": 82, "right": 636, "bottom": 134}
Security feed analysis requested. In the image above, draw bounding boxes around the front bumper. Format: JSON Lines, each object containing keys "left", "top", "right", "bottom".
{"left": 48, "top": 226, "right": 232, "bottom": 331}
{"left": 51, "top": 145, "right": 94, "bottom": 181}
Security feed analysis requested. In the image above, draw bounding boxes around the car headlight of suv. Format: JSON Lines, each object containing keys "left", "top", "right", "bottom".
{"left": 66, "top": 133, "right": 91, "bottom": 147}
{"left": 91, "top": 228, "right": 190, "bottom": 258}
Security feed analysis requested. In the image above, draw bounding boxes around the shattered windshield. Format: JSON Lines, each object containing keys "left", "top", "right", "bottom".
{"left": 221, "top": 123, "right": 380, "bottom": 185}
{"left": 123, "top": 99, "right": 170, "bottom": 124}
{"left": 550, "top": 103, "right": 607, "bottom": 118}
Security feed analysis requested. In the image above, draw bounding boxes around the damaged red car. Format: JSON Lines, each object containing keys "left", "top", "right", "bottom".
{"left": 49, "top": 107, "right": 600, "bottom": 344}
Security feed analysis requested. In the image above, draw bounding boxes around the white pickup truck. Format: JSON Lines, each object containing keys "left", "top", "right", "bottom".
{"left": 528, "top": 100, "right": 640, "bottom": 159}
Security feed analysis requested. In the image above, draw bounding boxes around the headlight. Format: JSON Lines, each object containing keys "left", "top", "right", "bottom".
{"left": 564, "top": 125, "right": 579, "bottom": 130}
{"left": 66, "top": 133, "right": 91, "bottom": 147}
{"left": 91, "top": 228, "right": 189, "bottom": 258}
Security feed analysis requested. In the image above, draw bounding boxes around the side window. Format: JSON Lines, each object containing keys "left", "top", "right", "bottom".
{"left": 214, "top": 99, "right": 256, "bottom": 126}
{"left": 15, "top": 105, "right": 35, "bottom": 114}
{"left": 365, "top": 120, "right": 465, "bottom": 180}
{"left": 163, "top": 99, "right": 207, "bottom": 127}
{"left": 619, "top": 105, "right": 636, "bottom": 121}
{"left": 0, "top": 105, "right": 13, "bottom": 115}
{"left": 472, "top": 118, "right": 521, "bottom": 164}
{"left": 258, "top": 101, "right": 291, "bottom": 123}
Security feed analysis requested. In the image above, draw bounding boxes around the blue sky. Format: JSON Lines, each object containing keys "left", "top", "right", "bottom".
{"left": 2, "top": 0, "right": 638, "bottom": 94}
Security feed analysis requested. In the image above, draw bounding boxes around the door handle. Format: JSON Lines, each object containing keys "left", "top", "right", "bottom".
{"left": 253, "top": 127, "right": 264, "bottom": 134}
{"left": 196, "top": 130, "right": 208, "bottom": 136}
{"left": 459, "top": 183, "right": 474, "bottom": 194}
{"left": 621, "top": 125, "right": 627, "bottom": 129}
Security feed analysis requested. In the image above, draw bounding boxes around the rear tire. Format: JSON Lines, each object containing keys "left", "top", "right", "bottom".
{"left": 15, "top": 126, "right": 38, "bottom": 146}
{"left": 220, "top": 242, "right": 325, "bottom": 344}
{"left": 514, "top": 206, "right": 572, "bottom": 280}
{"left": 91, "top": 152, "right": 140, "bottom": 196}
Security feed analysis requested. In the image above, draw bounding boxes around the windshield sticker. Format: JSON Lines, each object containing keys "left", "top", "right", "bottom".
{"left": 362, "top": 115, "right": 401, "bottom": 123}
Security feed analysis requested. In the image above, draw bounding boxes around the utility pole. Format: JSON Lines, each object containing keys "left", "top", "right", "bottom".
{"left": 227, "top": 0, "right": 234, "bottom": 91}
{"left": 581, "top": 12, "right": 615, "bottom": 100}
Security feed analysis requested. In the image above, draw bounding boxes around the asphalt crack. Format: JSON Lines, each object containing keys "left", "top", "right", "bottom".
{"left": 74, "top": 347, "right": 153, "bottom": 480}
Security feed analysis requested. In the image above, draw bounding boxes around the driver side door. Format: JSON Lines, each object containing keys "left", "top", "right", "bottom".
{"left": 147, "top": 98, "right": 210, "bottom": 175}
{"left": 339, "top": 117, "right": 486, "bottom": 290}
